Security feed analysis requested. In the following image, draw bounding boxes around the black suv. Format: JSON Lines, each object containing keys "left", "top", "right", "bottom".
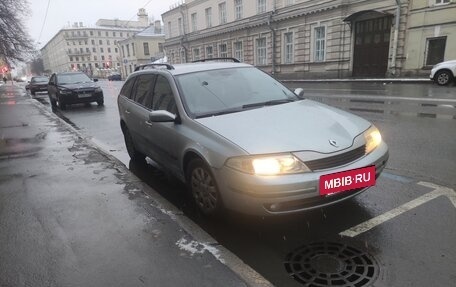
{"left": 48, "top": 72, "right": 104, "bottom": 109}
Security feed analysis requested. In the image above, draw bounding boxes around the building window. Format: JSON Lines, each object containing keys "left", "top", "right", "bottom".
{"left": 94, "top": 55, "right": 98, "bottom": 61}
{"left": 92, "top": 47, "right": 96, "bottom": 52}
{"left": 68, "top": 48, "right": 72, "bottom": 54}
{"left": 101, "top": 55, "right": 105, "bottom": 61}
{"left": 205, "top": 8, "right": 212, "bottom": 28}
{"left": 113, "top": 32, "right": 116, "bottom": 37}
{"left": 193, "top": 48, "right": 200, "bottom": 61}
{"left": 425, "top": 37, "right": 446, "bottom": 66}
{"left": 206, "top": 46, "right": 213, "bottom": 59}
{"left": 314, "top": 26, "right": 326, "bottom": 62}
{"left": 178, "top": 18, "right": 183, "bottom": 35}
{"left": 435, "top": 0, "right": 450, "bottom": 4}
{"left": 107, "top": 40, "right": 110, "bottom": 45}
{"left": 122, "top": 46, "right": 125, "bottom": 57}
{"left": 219, "top": 2, "right": 227, "bottom": 24}
{"left": 99, "top": 40, "right": 103, "bottom": 45}
{"left": 235, "top": 0, "right": 243, "bottom": 20}
{"left": 143, "top": 42, "right": 150, "bottom": 55}
{"left": 219, "top": 43, "right": 227, "bottom": 58}
{"left": 168, "top": 21, "right": 172, "bottom": 37}
{"left": 90, "top": 31, "right": 93, "bottom": 36}
{"left": 120, "top": 32, "right": 123, "bottom": 37}
{"left": 127, "top": 44, "right": 130, "bottom": 57}
{"left": 180, "top": 49, "right": 186, "bottom": 63}
{"left": 100, "top": 47, "right": 104, "bottom": 53}
{"left": 132, "top": 43, "right": 135, "bottom": 56}
{"left": 257, "top": 0, "right": 266, "bottom": 14}
{"left": 234, "top": 41, "right": 244, "bottom": 62}
{"left": 256, "top": 37, "right": 267, "bottom": 65}
{"left": 285, "top": 0, "right": 294, "bottom": 5}
{"left": 105, "top": 31, "right": 109, "bottom": 36}
{"left": 69, "top": 56, "right": 73, "bottom": 62}
{"left": 91, "top": 39, "right": 95, "bottom": 45}
{"left": 108, "top": 47, "right": 111, "bottom": 53}
{"left": 115, "top": 47, "right": 118, "bottom": 53}
{"left": 191, "top": 13, "right": 197, "bottom": 32}
{"left": 86, "top": 47, "right": 90, "bottom": 53}
{"left": 284, "top": 32, "right": 294, "bottom": 64}
{"left": 98, "top": 31, "right": 101, "bottom": 36}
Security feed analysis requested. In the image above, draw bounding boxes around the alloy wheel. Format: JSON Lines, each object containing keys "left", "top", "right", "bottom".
{"left": 190, "top": 166, "right": 218, "bottom": 214}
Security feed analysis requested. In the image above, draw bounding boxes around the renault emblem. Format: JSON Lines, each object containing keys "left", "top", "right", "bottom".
{"left": 329, "top": 139, "right": 338, "bottom": 147}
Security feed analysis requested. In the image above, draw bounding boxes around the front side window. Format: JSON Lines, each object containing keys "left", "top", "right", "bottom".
{"left": 426, "top": 37, "right": 446, "bottom": 66}
{"left": 284, "top": 32, "right": 294, "bottom": 64}
{"left": 235, "top": 0, "right": 243, "bottom": 20}
{"left": 151, "top": 75, "right": 176, "bottom": 113}
{"left": 132, "top": 74, "right": 155, "bottom": 106}
{"left": 314, "top": 26, "right": 326, "bottom": 62}
{"left": 256, "top": 37, "right": 267, "bottom": 65}
{"left": 219, "top": 2, "right": 227, "bottom": 24}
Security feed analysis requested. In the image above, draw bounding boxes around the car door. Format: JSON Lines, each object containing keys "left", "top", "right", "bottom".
{"left": 123, "top": 74, "right": 156, "bottom": 154}
{"left": 143, "top": 74, "right": 181, "bottom": 174}
{"left": 48, "top": 74, "right": 57, "bottom": 100}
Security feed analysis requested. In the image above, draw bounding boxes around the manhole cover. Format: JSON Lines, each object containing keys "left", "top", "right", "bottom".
{"left": 284, "top": 242, "right": 379, "bottom": 287}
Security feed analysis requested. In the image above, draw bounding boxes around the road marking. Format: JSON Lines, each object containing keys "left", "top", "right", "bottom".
{"left": 340, "top": 182, "right": 455, "bottom": 237}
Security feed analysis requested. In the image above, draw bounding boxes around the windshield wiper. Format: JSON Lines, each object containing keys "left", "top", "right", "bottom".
{"left": 195, "top": 107, "right": 244, "bottom": 119}
{"left": 242, "top": 99, "right": 295, "bottom": 109}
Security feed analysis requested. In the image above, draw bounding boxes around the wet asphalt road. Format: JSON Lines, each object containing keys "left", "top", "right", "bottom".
{"left": 29, "top": 81, "right": 456, "bottom": 287}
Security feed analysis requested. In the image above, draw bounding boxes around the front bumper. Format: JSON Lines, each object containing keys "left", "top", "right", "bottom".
{"left": 60, "top": 90, "right": 104, "bottom": 104}
{"left": 213, "top": 142, "right": 389, "bottom": 216}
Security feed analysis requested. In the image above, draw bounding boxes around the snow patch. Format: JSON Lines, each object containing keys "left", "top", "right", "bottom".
{"left": 176, "top": 237, "right": 225, "bottom": 264}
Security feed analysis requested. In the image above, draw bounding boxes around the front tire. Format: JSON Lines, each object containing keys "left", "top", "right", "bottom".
{"left": 123, "top": 127, "right": 146, "bottom": 162}
{"left": 186, "top": 158, "right": 222, "bottom": 216}
{"left": 435, "top": 70, "right": 453, "bottom": 86}
{"left": 97, "top": 99, "right": 104, "bottom": 106}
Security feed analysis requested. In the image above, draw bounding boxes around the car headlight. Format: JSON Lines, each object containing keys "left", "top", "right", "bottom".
{"left": 226, "top": 154, "right": 310, "bottom": 175}
{"left": 364, "top": 125, "right": 382, "bottom": 154}
{"left": 59, "top": 88, "right": 72, "bottom": 95}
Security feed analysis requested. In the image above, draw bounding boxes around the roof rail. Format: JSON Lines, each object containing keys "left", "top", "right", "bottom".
{"left": 135, "top": 63, "right": 175, "bottom": 71}
{"left": 192, "top": 57, "right": 240, "bottom": 63}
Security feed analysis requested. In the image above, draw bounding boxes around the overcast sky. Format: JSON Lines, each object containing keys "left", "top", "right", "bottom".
{"left": 26, "top": 0, "right": 177, "bottom": 49}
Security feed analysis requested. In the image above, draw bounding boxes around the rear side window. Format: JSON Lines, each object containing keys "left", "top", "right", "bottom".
{"left": 150, "top": 75, "right": 176, "bottom": 114}
{"left": 120, "top": 78, "right": 136, "bottom": 99}
{"left": 132, "top": 74, "right": 155, "bottom": 106}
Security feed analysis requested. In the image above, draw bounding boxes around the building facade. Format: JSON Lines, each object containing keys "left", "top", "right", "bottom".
{"left": 40, "top": 9, "right": 159, "bottom": 78}
{"left": 162, "top": 0, "right": 455, "bottom": 78}
{"left": 402, "top": 0, "right": 456, "bottom": 76}
{"left": 118, "top": 23, "right": 165, "bottom": 77}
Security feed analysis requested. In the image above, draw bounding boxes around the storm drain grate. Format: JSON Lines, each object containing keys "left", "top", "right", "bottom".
{"left": 284, "top": 242, "right": 379, "bottom": 287}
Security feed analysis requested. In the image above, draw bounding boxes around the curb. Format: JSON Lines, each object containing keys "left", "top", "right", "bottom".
{"left": 29, "top": 99, "right": 274, "bottom": 287}
{"left": 282, "top": 78, "right": 432, "bottom": 83}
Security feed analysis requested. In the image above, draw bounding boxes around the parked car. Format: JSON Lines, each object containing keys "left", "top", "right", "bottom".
{"left": 430, "top": 60, "right": 456, "bottom": 86}
{"left": 28, "top": 76, "right": 49, "bottom": 95}
{"left": 117, "top": 60, "right": 389, "bottom": 216}
{"left": 48, "top": 72, "right": 104, "bottom": 110}
{"left": 108, "top": 73, "right": 122, "bottom": 81}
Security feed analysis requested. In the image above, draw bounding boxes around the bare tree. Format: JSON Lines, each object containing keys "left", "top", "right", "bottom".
{"left": 0, "top": 0, "right": 34, "bottom": 65}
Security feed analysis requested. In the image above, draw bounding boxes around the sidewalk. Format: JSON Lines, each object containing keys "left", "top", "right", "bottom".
{"left": 0, "top": 84, "right": 271, "bottom": 287}
{"left": 281, "top": 78, "right": 432, "bottom": 83}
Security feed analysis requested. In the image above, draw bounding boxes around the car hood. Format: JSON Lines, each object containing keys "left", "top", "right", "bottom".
{"left": 195, "top": 100, "right": 371, "bottom": 154}
{"left": 58, "top": 82, "right": 99, "bottom": 90}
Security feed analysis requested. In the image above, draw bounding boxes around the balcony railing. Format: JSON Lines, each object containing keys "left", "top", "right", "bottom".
{"left": 64, "top": 33, "right": 89, "bottom": 40}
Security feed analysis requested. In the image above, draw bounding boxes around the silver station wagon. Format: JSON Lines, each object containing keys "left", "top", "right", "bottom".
{"left": 117, "top": 59, "right": 389, "bottom": 216}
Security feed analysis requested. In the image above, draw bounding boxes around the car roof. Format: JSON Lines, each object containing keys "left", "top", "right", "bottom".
{"left": 134, "top": 62, "right": 253, "bottom": 77}
{"left": 55, "top": 72, "right": 86, "bottom": 75}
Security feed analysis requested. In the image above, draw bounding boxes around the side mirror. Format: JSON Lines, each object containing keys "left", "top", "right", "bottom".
{"left": 149, "top": 110, "right": 177, "bottom": 123}
{"left": 294, "top": 88, "right": 305, "bottom": 99}
{"left": 93, "top": 78, "right": 99, "bottom": 82}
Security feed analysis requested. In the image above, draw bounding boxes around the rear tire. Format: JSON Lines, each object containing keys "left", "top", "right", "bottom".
{"left": 435, "top": 70, "right": 453, "bottom": 86}
{"left": 186, "top": 158, "right": 223, "bottom": 216}
{"left": 123, "top": 127, "right": 146, "bottom": 162}
{"left": 31, "top": 90, "right": 36, "bottom": 96}
{"left": 97, "top": 99, "right": 104, "bottom": 106}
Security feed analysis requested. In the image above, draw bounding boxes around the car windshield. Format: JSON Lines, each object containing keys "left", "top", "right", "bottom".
{"left": 176, "top": 67, "right": 298, "bottom": 118}
{"left": 31, "top": 77, "right": 48, "bottom": 83}
{"left": 58, "top": 73, "right": 92, "bottom": 85}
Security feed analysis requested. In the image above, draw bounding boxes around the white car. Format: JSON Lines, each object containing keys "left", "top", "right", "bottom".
{"left": 430, "top": 60, "right": 456, "bottom": 86}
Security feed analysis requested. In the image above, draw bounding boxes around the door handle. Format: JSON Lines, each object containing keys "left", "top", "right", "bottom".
{"left": 125, "top": 110, "right": 131, "bottom": 114}
{"left": 145, "top": 121, "right": 153, "bottom": 126}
